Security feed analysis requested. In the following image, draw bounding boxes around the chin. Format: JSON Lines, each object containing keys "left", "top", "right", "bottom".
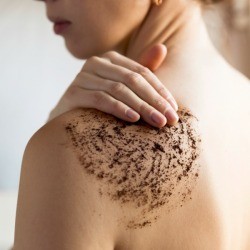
{"left": 65, "top": 45, "right": 89, "bottom": 60}
{"left": 65, "top": 40, "right": 120, "bottom": 60}
{"left": 65, "top": 41, "right": 112, "bottom": 60}
{"left": 64, "top": 40, "right": 89, "bottom": 59}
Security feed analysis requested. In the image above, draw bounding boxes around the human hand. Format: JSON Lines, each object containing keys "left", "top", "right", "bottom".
{"left": 47, "top": 44, "right": 179, "bottom": 128}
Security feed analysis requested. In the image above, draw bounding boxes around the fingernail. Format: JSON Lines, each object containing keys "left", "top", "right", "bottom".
{"left": 160, "top": 89, "right": 178, "bottom": 111}
{"left": 168, "top": 98, "right": 178, "bottom": 111}
{"left": 165, "top": 109, "right": 179, "bottom": 123}
{"left": 126, "top": 109, "right": 139, "bottom": 120}
{"left": 151, "top": 111, "right": 165, "bottom": 125}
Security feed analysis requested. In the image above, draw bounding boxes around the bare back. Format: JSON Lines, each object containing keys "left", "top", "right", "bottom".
{"left": 14, "top": 63, "right": 250, "bottom": 250}
{"left": 59, "top": 64, "right": 250, "bottom": 249}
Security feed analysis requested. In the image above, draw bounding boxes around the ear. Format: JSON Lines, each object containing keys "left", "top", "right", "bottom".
{"left": 138, "top": 44, "right": 167, "bottom": 72}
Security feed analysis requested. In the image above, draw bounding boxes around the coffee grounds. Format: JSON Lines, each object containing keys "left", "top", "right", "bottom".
{"left": 64, "top": 108, "right": 201, "bottom": 229}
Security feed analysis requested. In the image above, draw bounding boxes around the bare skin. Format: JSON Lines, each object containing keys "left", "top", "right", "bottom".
{"left": 14, "top": 0, "right": 250, "bottom": 249}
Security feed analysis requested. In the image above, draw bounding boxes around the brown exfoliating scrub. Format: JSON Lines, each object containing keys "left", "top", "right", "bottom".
{"left": 64, "top": 108, "right": 201, "bottom": 229}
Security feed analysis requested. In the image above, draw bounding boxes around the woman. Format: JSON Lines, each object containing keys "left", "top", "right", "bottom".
{"left": 14, "top": 0, "right": 250, "bottom": 249}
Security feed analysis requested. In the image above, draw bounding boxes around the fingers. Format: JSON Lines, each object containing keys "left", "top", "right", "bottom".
{"left": 73, "top": 72, "right": 168, "bottom": 128}
{"left": 84, "top": 56, "right": 178, "bottom": 126}
{"left": 137, "top": 44, "right": 168, "bottom": 71}
{"left": 65, "top": 86, "right": 141, "bottom": 123}
{"left": 102, "top": 51, "right": 178, "bottom": 111}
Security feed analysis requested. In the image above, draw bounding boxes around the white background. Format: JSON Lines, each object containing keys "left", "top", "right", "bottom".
{"left": 0, "top": 0, "right": 83, "bottom": 190}
{"left": 0, "top": 2, "right": 82, "bottom": 247}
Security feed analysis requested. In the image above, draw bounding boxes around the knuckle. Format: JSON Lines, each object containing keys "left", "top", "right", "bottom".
{"left": 153, "top": 96, "right": 165, "bottom": 107}
{"left": 154, "top": 97, "right": 172, "bottom": 112}
{"left": 109, "top": 82, "right": 124, "bottom": 95}
{"left": 110, "top": 51, "right": 119, "bottom": 58}
{"left": 103, "top": 51, "right": 118, "bottom": 59}
{"left": 92, "top": 91, "right": 106, "bottom": 108}
{"left": 84, "top": 56, "right": 101, "bottom": 70}
{"left": 136, "top": 66, "right": 151, "bottom": 77}
{"left": 125, "top": 72, "right": 142, "bottom": 86}
{"left": 88, "top": 56, "right": 99, "bottom": 64}
{"left": 138, "top": 102, "right": 149, "bottom": 114}
{"left": 158, "top": 87, "right": 171, "bottom": 99}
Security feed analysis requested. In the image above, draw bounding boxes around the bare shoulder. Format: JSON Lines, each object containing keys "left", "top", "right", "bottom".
{"left": 50, "top": 107, "right": 202, "bottom": 229}
{"left": 15, "top": 107, "right": 203, "bottom": 249}
{"left": 15, "top": 109, "right": 119, "bottom": 250}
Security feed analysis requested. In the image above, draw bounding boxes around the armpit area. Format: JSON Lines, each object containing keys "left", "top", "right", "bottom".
{"left": 64, "top": 108, "right": 202, "bottom": 229}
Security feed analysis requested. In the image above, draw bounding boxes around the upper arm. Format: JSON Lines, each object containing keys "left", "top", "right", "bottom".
{"left": 14, "top": 106, "right": 202, "bottom": 249}
{"left": 14, "top": 114, "right": 115, "bottom": 250}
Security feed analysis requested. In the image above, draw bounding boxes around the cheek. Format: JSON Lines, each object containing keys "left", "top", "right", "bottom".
{"left": 64, "top": 25, "right": 118, "bottom": 59}
{"left": 64, "top": 19, "right": 128, "bottom": 59}
{"left": 64, "top": 1, "right": 148, "bottom": 59}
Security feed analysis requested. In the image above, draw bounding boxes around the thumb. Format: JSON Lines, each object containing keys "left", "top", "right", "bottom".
{"left": 138, "top": 44, "right": 167, "bottom": 72}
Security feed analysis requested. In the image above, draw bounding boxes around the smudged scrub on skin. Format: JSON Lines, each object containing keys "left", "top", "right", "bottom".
{"left": 64, "top": 108, "right": 201, "bottom": 229}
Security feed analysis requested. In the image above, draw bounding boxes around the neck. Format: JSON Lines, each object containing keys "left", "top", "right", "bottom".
{"left": 124, "top": 0, "right": 220, "bottom": 75}
{"left": 121, "top": 0, "right": 227, "bottom": 116}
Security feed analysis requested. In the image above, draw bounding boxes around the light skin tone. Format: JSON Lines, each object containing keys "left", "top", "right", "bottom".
{"left": 14, "top": 0, "right": 250, "bottom": 249}
{"left": 47, "top": 45, "right": 179, "bottom": 128}
{"left": 42, "top": 0, "right": 220, "bottom": 128}
{"left": 44, "top": 0, "right": 182, "bottom": 128}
